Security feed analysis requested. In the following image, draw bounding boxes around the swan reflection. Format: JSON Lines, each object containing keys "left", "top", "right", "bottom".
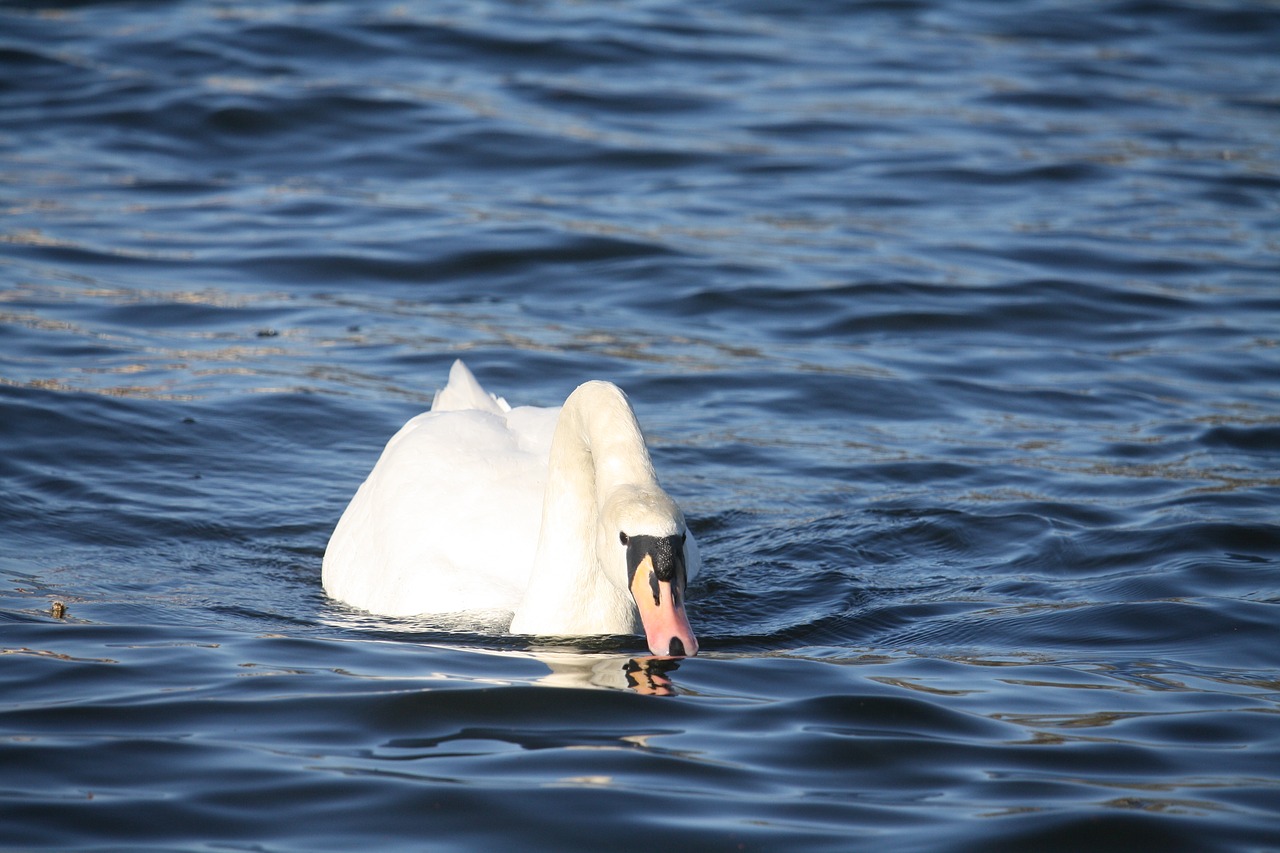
{"left": 318, "top": 608, "right": 689, "bottom": 695}
{"left": 524, "top": 647, "right": 684, "bottom": 695}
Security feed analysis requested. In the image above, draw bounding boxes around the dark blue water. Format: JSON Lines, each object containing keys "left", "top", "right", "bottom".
{"left": 3, "top": 1, "right": 1279, "bottom": 850}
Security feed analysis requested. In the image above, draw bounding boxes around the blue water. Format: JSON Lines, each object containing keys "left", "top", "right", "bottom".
{"left": 3, "top": 0, "right": 1280, "bottom": 850}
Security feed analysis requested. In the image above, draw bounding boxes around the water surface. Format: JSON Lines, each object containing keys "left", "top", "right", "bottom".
{"left": 2, "top": 1, "right": 1279, "bottom": 850}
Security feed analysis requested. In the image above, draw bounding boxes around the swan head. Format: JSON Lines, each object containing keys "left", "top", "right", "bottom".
{"left": 601, "top": 487, "right": 699, "bottom": 657}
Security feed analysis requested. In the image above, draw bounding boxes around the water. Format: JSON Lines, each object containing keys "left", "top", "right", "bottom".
{"left": 3, "top": 0, "right": 1279, "bottom": 849}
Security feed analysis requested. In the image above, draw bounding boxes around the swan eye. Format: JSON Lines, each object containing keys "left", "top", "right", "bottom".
{"left": 619, "top": 531, "right": 629, "bottom": 546}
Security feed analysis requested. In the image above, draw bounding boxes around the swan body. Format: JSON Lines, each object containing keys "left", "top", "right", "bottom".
{"left": 322, "top": 360, "right": 699, "bottom": 656}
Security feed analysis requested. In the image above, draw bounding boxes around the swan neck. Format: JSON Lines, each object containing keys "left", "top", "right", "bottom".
{"left": 511, "top": 382, "right": 655, "bottom": 634}
{"left": 557, "top": 381, "right": 657, "bottom": 500}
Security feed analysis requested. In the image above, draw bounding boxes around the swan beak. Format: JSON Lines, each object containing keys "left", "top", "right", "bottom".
{"left": 626, "top": 535, "right": 698, "bottom": 657}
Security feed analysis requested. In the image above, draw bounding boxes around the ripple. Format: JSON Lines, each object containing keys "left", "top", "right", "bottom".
{"left": 3, "top": 0, "right": 1279, "bottom": 849}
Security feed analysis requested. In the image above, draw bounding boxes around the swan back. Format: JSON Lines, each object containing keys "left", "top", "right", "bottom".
{"left": 322, "top": 363, "right": 557, "bottom": 616}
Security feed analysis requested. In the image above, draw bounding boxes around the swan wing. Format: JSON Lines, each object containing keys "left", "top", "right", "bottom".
{"left": 431, "top": 359, "right": 510, "bottom": 414}
{"left": 323, "top": 365, "right": 559, "bottom": 617}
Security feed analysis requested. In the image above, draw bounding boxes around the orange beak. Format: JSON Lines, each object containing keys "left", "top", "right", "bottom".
{"left": 626, "top": 537, "right": 698, "bottom": 657}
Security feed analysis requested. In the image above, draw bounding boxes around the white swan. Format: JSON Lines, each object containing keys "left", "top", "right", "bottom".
{"left": 322, "top": 360, "right": 699, "bottom": 656}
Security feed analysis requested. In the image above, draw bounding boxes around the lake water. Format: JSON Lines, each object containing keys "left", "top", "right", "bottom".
{"left": 3, "top": 1, "right": 1279, "bottom": 850}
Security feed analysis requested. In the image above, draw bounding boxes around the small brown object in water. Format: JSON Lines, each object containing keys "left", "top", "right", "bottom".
{"left": 50, "top": 601, "right": 67, "bottom": 619}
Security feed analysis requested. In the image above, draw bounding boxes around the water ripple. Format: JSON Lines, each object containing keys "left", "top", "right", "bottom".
{"left": 3, "top": 0, "right": 1280, "bottom": 849}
